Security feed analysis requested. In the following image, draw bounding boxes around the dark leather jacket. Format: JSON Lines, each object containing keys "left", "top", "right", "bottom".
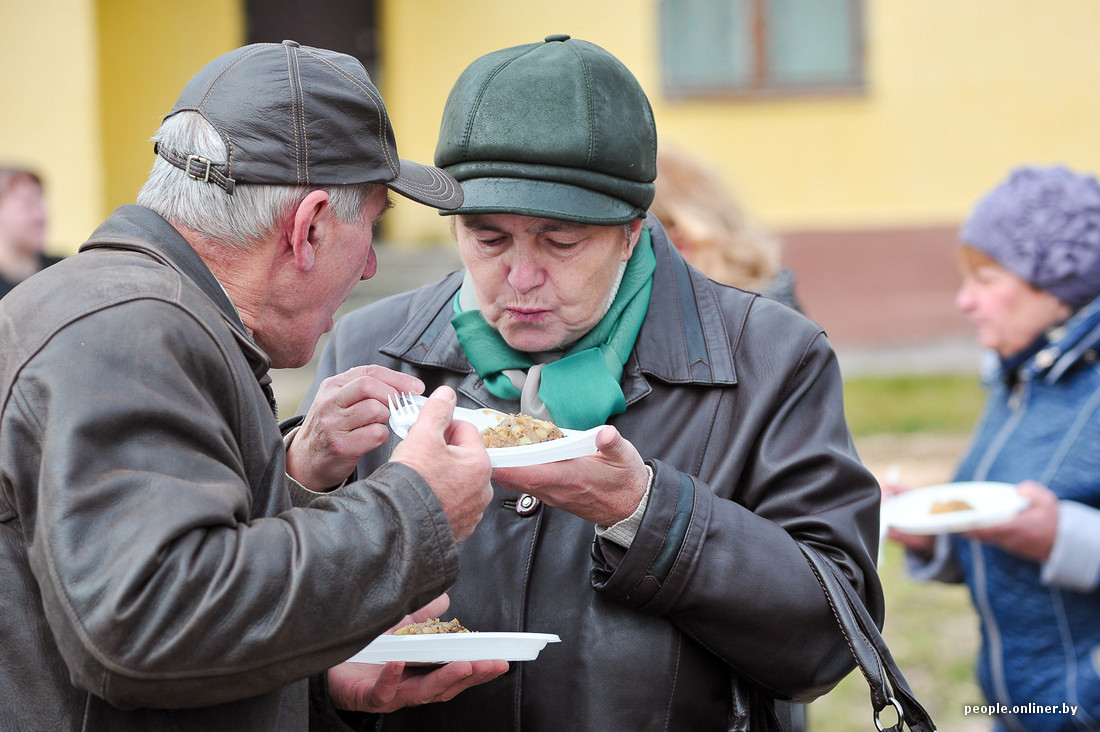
{"left": 0, "top": 205, "right": 459, "bottom": 731}
{"left": 303, "top": 217, "right": 884, "bottom": 731}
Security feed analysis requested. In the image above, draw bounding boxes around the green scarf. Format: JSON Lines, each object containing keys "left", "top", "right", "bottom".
{"left": 451, "top": 227, "right": 655, "bottom": 430}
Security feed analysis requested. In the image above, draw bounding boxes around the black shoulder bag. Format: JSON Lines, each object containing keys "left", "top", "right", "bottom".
{"left": 799, "top": 545, "right": 938, "bottom": 732}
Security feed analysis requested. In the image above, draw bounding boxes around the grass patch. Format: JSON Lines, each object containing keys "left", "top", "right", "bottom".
{"left": 843, "top": 374, "right": 985, "bottom": 437}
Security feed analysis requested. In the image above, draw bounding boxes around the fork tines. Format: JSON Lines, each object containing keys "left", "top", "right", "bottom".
{"left": 389, "top": 391, "right": 419, "bottom": 416}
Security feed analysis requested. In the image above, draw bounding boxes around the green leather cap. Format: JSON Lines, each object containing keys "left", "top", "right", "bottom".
{"left": 435, "top": 35, "right": 657, "bottom": 224}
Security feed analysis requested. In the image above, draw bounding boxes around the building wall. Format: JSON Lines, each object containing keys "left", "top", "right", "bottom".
{"left": 0, "top": 0, "right": 103, "bottom": 254}
{"left": 8, "top": 1, "right": 1099, "bottom": 252}
{"left": 5, "top": 1, "right": 1099, "bottom": 350}
{"left": 0, "top": 1, "right": 242, "bottom": 254}
{"left": 96, "top": 1, "right": 245, "bottom": 219}
{"left": 380, "top": 0, "right": 1100, "bottom": 242}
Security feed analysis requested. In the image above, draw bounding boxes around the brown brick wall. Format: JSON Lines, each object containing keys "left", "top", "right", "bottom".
{"left": 780, "top": 225, "right": 971, "bottom": 348}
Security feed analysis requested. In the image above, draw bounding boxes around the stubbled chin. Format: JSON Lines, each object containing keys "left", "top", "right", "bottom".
{"left": 504, "top": 328, "right": 583, "bottom": 355}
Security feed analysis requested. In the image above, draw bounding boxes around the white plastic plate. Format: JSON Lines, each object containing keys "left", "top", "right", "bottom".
{"left": 389, "top": 396, "right": 602, "bottom": 468}
{"left": 345, "top": 632, "right": 562, "bottom": 665}
{"left": 882, "top": 481, "right": 1029, "bottom": 535}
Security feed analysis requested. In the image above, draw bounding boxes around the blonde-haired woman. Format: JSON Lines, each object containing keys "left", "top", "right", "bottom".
{"left": 650, "top": 145, "right": 802, "bottom": 311}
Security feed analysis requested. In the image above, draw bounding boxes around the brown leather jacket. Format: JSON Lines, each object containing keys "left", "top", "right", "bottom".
{"left": 0, "top": 205, "right": 458, "bottom": 731}
{"left": 303, "top": 216, "right": 884, "bottom": 731}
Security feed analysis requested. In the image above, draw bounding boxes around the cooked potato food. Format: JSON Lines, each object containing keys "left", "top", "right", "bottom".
{"left": 929, "top": 499, "right": 974, "bottom": 514}
{"left": 394, "top": 617, "right": 470, "bottom": 635}
{"left": 481, "top": 413, "right": 564, "bottom": 448}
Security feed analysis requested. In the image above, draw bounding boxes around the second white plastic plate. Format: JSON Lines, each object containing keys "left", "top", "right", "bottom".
{"left": 389, "top": 396, "right": 602, "bottom": 468}
{"left": 345, "top": 632, "right": 562, "bottom": 665}
{"left": 882, "top": 481, "right": 1029, "bottom": 535}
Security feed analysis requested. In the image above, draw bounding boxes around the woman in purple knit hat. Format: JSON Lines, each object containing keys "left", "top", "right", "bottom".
{"left": 886, "top": 165, "right": 1100, "bottom": 732}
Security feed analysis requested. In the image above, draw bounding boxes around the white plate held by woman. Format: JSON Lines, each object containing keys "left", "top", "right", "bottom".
{"left": 882, "top": 481, "right": 1029, "bottom": 535}
{"left": 389, "top": 395, "right": 602, "bottom": 468}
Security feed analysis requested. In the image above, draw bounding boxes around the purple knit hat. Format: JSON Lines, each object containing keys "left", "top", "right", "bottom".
{"left": 960, "top": 165, "right": 1100, "bottom": 308}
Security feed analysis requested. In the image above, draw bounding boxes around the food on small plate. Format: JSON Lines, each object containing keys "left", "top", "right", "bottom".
{"left": 930, "top": 499, "right": 974, "bottom": 514}
{"left": 387, "top": 395, "right": 600, "bottom": 466}
{"left": 394, "top": 617, "right": 470, "bottom": 635}
{"left": 481, "top": 413, "right": 564, "bottom": 448}
{"left": 882, "top": 481, "right": 1027, "bottom": 535}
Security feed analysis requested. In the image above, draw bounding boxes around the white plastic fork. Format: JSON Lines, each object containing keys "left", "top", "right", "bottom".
{"left": 387, "top": 391, "right": 421, "bottom": 438}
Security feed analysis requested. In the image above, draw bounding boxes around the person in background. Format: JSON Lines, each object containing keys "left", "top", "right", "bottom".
{"left": 298, "top": 35, "right": 882, "bottom": 731}
{"left": 0, "top": 165, "right": 63, "bottom": 298}
{"left": 0, "top": 41, "right": 506, "bottom": 731}
{"left": 884, "top": 165, "right": 1100, "bottom": 732}
{"left": 649, "top": 144, "right": 802, "bottom": 311}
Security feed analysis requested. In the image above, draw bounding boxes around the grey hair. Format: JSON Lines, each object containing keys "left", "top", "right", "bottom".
{"left": 137, "top": 112, "right": 378, "bottom": 250}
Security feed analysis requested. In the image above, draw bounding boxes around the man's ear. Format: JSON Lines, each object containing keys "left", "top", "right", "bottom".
{"left": 623, "top": 217, "right": 645, "bottom": 260}
{"left": 288, "top": 190, "right": 332, "bottom": 271}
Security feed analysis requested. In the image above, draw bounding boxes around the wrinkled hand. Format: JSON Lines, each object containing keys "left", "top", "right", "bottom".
{"left": 881, "top": 477, "right": 937, "bottom": 557}
{"left": 390, "top": 386, "right": 493, "bottom": 541}
{"left": 287, "top": 365, "right": 425, "bottom": 491}
{"left": 492, "top": 426, "right": 648, "bottom": 526}
{"left": 328, "top": 594, "right": 509, "bottom": 714}
{"left": 964, "top": 481, "right": 1057, "bottom": 562}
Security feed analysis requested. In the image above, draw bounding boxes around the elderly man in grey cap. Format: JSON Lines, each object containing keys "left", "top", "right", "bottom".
{"left": 886, "top": 165, "right": 1100, "bottom": 732}
{"left": 300, "top": 35, "right": 883, "bottom": 731}
{"left": 0, "top": 41, "right": 507, "bottom": 730}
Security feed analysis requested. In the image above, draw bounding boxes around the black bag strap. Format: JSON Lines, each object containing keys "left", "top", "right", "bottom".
{"left": 799, "top": 545, "right": 937, "bottom": 732}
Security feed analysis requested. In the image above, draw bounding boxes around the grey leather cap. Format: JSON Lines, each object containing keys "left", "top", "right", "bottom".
{"left": 156, "top": 40, "right": 462, "bottom": 209}
{"left": 434, "top": 35, "right": 656, "bottom": 224}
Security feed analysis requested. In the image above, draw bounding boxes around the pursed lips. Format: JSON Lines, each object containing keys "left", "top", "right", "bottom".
{"left": 506, "top": 306, "right": 548, "bottom": 323}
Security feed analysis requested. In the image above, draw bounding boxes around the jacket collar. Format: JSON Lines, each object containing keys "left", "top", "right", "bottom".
{"left": 379, "top": 216, "right": 740, "bottom": 405}
{"left": 1010, "top": 294, "right": 1100, "bottom": 384}
{"left": 80, "top": 205, "right": 277, "bottom": 411}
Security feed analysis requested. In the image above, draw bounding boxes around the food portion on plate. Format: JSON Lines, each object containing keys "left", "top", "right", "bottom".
{"left": 394, "top": 617, "right": 470, "bottom": 635}
{"left": 929, "top": 499, "right": 975, "bottom": 514}
{"left": 481, "top": 413, "right": 564, "bottom": 448}
{"left": 388, "top": 395, "right": 601, "bottom": 467}
{"left": 882, "top": 481, "right": 1029, "bottom": 535}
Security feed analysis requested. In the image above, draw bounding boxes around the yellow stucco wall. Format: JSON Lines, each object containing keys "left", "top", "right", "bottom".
{"left": 5, "top": 1, "right": 1099, "bottom": 251}
{"left": 0, "top": 1, "right": 242, "bottom": 254}
{"left": 380, "top": 0, "right": 1100, "bottom": 242}
{"left": 0, "top": 0, "right": 102, "bottom": 254}
{"left": 97, "top": 1, "right": 245, "bottom": 218}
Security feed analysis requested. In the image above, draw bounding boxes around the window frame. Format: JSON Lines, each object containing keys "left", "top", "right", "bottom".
{"left": 658, "top": 0, "right": 867, "bottom": 100}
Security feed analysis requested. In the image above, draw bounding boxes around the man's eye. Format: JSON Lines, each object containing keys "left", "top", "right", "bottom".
{"left": 548, "top": 239, "right": 578, "bottom": 250}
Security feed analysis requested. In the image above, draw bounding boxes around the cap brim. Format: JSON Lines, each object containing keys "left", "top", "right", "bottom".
{"left": 387, "top": 159, "right": 464, "bottom": 210}
{"left": 440, "top": 177, "right": 643, "bottom": 225}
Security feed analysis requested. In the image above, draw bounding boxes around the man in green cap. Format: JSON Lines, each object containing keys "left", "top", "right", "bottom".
{"left": 299, "top": 35, "right": 882, "bottom": 730}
